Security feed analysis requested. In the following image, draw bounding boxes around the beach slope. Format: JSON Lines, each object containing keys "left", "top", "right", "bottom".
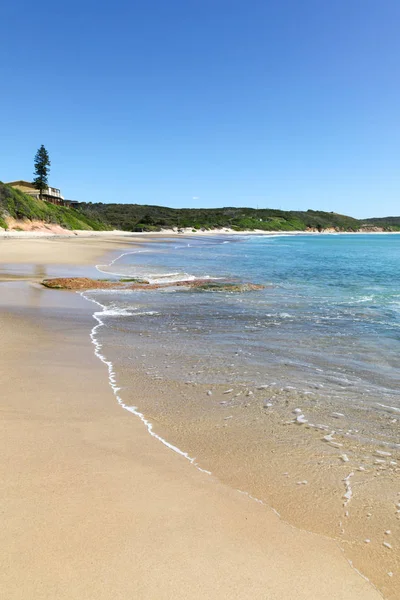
{"left": 0, "top": 237, "right": 382, "bottom": 599}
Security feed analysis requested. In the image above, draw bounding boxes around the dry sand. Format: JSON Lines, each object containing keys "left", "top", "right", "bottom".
{"left": 0, "top": 236, "right": 383, "bottom": 599}
{"left": 0, "top": 234, "right": 138, "bottom": 266}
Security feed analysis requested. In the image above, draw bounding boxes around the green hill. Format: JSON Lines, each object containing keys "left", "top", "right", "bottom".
{"left": 0, "top": 182, "right": 108, "bottom": 231}
{"left": 361, "top": 216, "right": 400, "bottom": 231}
{"left": 76, "top": 202, "right": 362, "bottom": 232}
{"left": 1, "top": 181, "right": 398, "bottom": 233}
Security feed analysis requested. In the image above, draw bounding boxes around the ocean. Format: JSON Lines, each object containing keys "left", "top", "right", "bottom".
{"left": 82, "top": 233, "right": 400, "bottom": 587}
{"left": 88, "top": 233, "right": 400, "bottom": 443}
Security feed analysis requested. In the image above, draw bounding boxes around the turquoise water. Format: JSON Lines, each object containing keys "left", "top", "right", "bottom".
{"left": 91, "top": 233, "right": 400, "bottom": 446}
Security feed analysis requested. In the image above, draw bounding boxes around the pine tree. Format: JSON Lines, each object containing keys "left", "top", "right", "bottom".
{"left": 33, "top": 145, "right": 51, "bottom": 200}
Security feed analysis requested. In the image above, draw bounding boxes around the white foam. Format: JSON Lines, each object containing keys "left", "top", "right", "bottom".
{"left": 146, "top": 273, "right": 197, "bottom": 285}
{"left": 296, "top": 415, "right": 308, "bottom": 424}
{"left": 343, "top": 472, "right": 354, "bottom": 505}
{"left": 80, "top": 290, "right": 211, "bottom": 476}
{"left": 377, "top": 403, "right": 400, "bottom": 415}
{"left": 375, "top": 449, "right": 392, "bottom": 457}
{"left": 95, "top": 307, "right": 160, "bottom": 318}
{"left": 99, "top": 307, "right": 135, "bottom": 317}
{"left": 95, "top": 249, "right": 151, "bottom": 276}
{"left": 95, "top": 249, "right": 204, "bottom": 285}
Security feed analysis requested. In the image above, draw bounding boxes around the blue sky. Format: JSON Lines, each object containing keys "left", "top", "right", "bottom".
{"left": 2, "top": 0, "right": 399, "bottom": 218}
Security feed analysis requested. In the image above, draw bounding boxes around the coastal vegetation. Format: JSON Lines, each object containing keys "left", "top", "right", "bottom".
{"left": 76, "top": 202, "right": 365, "bottom": 232}
{"left": 75, "top": 202, "right": 400, "bottom": 232}
{"left": 362, "top": 216, "right": 400, "bottom": 230}
{"left": 1, "top": 181, "right": 399, "bottom": 232}
{"left": 0, "top": 182, "right": 108, "bottom": 231}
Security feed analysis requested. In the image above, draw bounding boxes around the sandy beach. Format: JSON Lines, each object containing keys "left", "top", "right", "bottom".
{"left": 0, "top": 235, "right": 384, "bottom": 599}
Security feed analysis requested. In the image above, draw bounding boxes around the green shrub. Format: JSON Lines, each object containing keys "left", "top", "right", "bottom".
{"left": 0, "top": 182, "right": 109, "bottom": 231}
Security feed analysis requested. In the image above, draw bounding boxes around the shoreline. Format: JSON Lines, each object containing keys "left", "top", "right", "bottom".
{"left": 0, "top": 235, "right": 385, "bottom": 599}
{"left": 1, "top": 227, "right": 400, "bottom": 240}
{"left": 82, "top": 289, "right": 213, "bottom": 474}
{"left": 78, "top": 234, "right": 400, "bottom": 598}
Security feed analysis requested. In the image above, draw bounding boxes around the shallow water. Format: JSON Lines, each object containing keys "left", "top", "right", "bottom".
{"left": 85, "top": 233, "right": 400, "bottom": 596}
{"left": 93, "top": 233, "right": 400, "bottom": 447}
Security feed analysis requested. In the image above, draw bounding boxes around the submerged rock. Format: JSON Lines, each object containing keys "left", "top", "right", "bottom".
{"left": 41, "top": 277, "right": 265, "bottom": 293}
{"left": 190, "top": 282, "right": 265, "bottom": 292}
{"left": 41, "top": 277, "right": 149, "bottom": 290}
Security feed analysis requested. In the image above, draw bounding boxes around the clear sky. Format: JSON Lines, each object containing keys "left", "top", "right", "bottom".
{"left": 2, "top": 1, "right": 399, "bottom": 218}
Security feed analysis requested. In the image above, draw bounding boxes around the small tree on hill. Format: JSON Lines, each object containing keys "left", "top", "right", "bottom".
{"left": 33, "top": 145, "right": 51, "bottom": 200}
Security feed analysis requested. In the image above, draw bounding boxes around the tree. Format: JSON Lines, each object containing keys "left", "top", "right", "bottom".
{"left": 33, "top": 145, "right": 51, "bottom": 200}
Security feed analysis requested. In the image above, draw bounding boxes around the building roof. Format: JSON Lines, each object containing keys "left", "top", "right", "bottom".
{"left": 6, "top": 180, "right": 36, "bottom": 188}
{"left": 7, "top": 181, "right": 63, "bottom": 198}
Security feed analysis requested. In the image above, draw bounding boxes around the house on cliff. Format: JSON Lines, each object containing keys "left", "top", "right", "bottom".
{"left": 6, "top": 180, "right": 76, "bottom": 208}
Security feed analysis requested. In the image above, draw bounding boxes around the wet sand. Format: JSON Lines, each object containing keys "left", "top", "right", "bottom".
{"left": 110, "top": 359, "right": 399, "bottom": 598}
{"left": 0, "top": 236, "right": 383, "bottom": 599}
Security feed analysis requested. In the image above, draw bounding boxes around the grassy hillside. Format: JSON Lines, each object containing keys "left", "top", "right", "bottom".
{"left": 0, "top": 183, "right": 108, "bottom": 231}
{"left": 2, "top": 181, "right": 397, "bottom": 233}
{"left": 361, "top": 216, "right": 400, "bottom": 231}
{"left": 76, "top": 202, "right": 362, "bottom": 232}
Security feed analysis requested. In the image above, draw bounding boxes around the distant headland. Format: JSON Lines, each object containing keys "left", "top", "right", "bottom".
{"left": 1, "top": 180, "right": 399, "bottom": 234}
